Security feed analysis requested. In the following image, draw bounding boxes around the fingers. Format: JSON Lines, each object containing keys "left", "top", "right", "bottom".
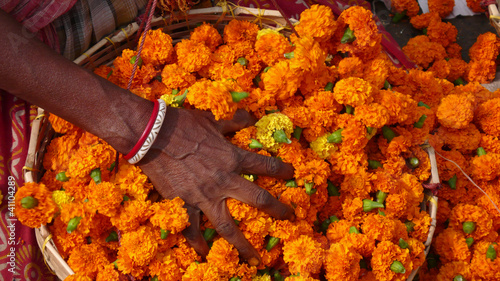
{"left": 239, "top": 150, "right": 294, "bottom": 179}
{"left": 227, "top": 175, "right": 295, "bottom": 221}
{"left": 213, "top": 109, "right": 257, "bottom": 134}
{"left": 202, "top": 200, "right": 261, "bottom": 266}
{"left": 182, "top": 205, "right": 210, "bottom": 258}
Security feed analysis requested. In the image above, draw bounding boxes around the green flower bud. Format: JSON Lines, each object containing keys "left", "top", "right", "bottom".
{"left": 263, "top": 66, "right": 272, "bottom": 73}
{"left": 230, "top": 91, "right": 249, "bottom": 103}
{"left": 305, "top": 182, "right": 317, "bottom": 195}
{"left": 414, "top": 114, "right": 427, "bottom": 128}
{"left": 237, "top": 57, "right": 248, "bottom": 66}
{"left": 349, "top": 226, "right": 360, "bottom": 234}
{"left": 376, "top": 190, "right": 387, "bottom": 204}
{"left": 253, "top": 75, "right": 261, "bottom": 87}
{"left": 327, "top": 129, "right": 343, "bottom": 144}
{"left": 462, "top": 221, "right": 476, "bottom": 234}
{"left": 477, "top": 147, "right": 487, "bottom": 156}
{"left": 129, "top": 55, "right": 143, "bottom": 67}
{"left": 382, "top": 126, "right": 397, "bottom": 142}
{"left": 453, "top": 78, "right": 465, "bottom": 86}
{"left": 172, "top": 89, "right": 180, "bottom": 95}
{"left": 293, "top": 127, "right": 303, "bottom": 140}
{"left": 324, "top": 82, "right": 334, "bottom": 92}
{"left": 362, "top": 199, "right": 385, "bottom": 212}
{"left": 234, "top": 219, "right": 240, "bottom": 226}
{"left": 378, "top": 209, "right": 386, "bottom": 216}
{"left": 487, "top": 244, "right": 497, "bottom": 261}
{"left": 465, "top": 237, "right": 474, "bottom": 247}
{"left": 447, "top": 174, "right": 457, "bottom": 190}
{"left": 21, "top": 196, "right": 38, "bottom": 209}
{"left": 392, "top": 10, "right": 407, "bottom": 23}
{"left": 90, "top": 168, "right": 102, "bottom": 184}
{"left": 173, "top": 90, "right": 188, "bottom": 106}
{"left": 399, "top": 238, "right": 409, "bottom": 249}
{"left": 113, "top": 259, "right": 119, "bottom": 269}
{"left": 330, "top": 215, "right": 340, "bottom": 223}
{"left": 67, "top": 216, "right": 82, "bottom": 233}
{"left": 203, "top": 228, "right": 217, "bottom": 241}
{"left": 106, "top": 70, "right": 113, "bottom": 79}
{"left": 418, "top": 101, "right": 431, "bottom": 109}
{"left": 274, "top": 271, "right": 284, "bottom": 281}
{"left": 284, "top": 52, "right": 294, "bottom": 59}
{"left": 383, "top": 80, "right": 392, "bottom": 90}
{"left": 341, "top": 27, "right": 356, "bottom": 44}
{"left": 249, "top": 139, "right": 263, "bottom": 149}
{"left": 368, "top": 160, "right": 382, "bottom": 169}
{"left": 273, "top": 129, "right": 291, "bottom": 144}
{"left": 390, "top": 260, "right": 406, "bottom": 274}
{"left": 327, "top": 181, "right": 340, "bottom": 196}
{"left": 453, "top": 275, "right": 466, "bottom": 281}
{"left": 408, "top": 157, "right": 420, "bottom": 169}
{"left": 405, "top": 221, "right": 416, "bottom": 232}
{"left": 285, "top": 180, "right": 297, "bottom": 187}
{"left": 56, "top": 171, "right": 70, "bottom": 182}
{"left": 105, "top": 231, "right": 118, "bottom": 242}
{"left": 161, "top": 229, "right": 170, "bottom": 240}
{"left": 266, "top": 237, "right": 280, "bottom": 252}
{"left": 229, "top": 277, "right": 241, "bottom": 281}
{"left": 366, "top": 126, "right": 375, "bottom": 135}
{"left": 345, "top": 105, "right": 354, "bottom": 115}
{"left": 151, "top": 276, "right": 159, "bottom": 281}
{"left": 122, "top": 195, "right": 130, "bottom": 203}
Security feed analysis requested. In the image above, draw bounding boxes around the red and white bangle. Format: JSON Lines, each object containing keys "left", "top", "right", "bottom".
{"left": 123, "top": 99, "right": 167, "bottom": 164}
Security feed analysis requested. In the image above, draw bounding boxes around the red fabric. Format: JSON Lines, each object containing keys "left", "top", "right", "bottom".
{"left": 124, "top": 99, "right": 159, "bottom": 159}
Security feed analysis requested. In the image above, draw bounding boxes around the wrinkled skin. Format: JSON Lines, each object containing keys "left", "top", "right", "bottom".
{"left": 139, "top": 108, "right": 295, "bottom": 265}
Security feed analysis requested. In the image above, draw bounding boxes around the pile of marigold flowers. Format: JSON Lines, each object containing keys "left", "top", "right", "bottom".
{"left": 14, "top": 3, "right": 500, "bottom": 281}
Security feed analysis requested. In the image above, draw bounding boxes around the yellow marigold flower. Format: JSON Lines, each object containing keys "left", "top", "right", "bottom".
{"left": 295, "top": 4, "right": 337, "bottom": 42}
{"left": 433, "top": 228, "right": 472, "bottom": 263}
{"left": 187, "top": 79, "right": 238, "bottom": 120}
{"left": 206, "top": 238, "right": 239, "bottom": 279}
{"left": 252, "top": 274, "right": 271, "bottom": 281}
{"left": 436, "top": 261, "right": 472, "bottom": 281}
{"left": 150, "top": 197, "right": 190, "bottom": 234}
{"left": 333, "top": 77, "right": 374, "bottom": 107}
{"left": 310, "top": 134, "right": 338, "bottom": 159}
{"left": 161, "top": 63, "right": 196, "bottom": 90}
{"left": 118, "top": 225, "right": 158, "bottom": 269}
{"left": 427, "top": 19, "right": 457, "bottom": 47}
{"left": 255, "top": 33, "right": 293, "bottom": 66}
{"left": 67, "top": 142, "right": 115, "bottom": 180}
{"left": 67, "top": 243, "right": 109, "bottom": 279}
{"left": 223, "top": 19, "right": 259, "bottom": 45}
{"left": 283, "top": 235, "right": 324, "bottom": 276}
{"left": 113, "top": 159, "right": 153, "bottom": 201}
{"left": 371, "top": 241, "right": 413, "bottom": 281}
{"left": 428, "top": 0, "right": 455, "bottom": 18}
{"left": 64, "top": 274, "right": 92, "bottom": 281}
{"left": 111, "top": 199, "right": 152, "bottom": 232}
{"left": 48, "top": 113, "right": 81, "bottom": 135}
{"left": 402, "top": 35, "right": 447, "bottom": 69}
{"left": 476, "top": 98, "right": 500, "bottom": 137}
{"left": 182, "top": 262, "right": 221, "bottom": 281}
{"left": 52, "top": 190, "right": 74, "bottom": 210}
{"left": 436, "top": 94, "right": 474, "bottom": 129}
{"left": 324, "top": 242, "right": 362, "bottom": 281}
{"left": 175, "top": 39, "right": 211, "bottom": 73}
{"left": 392, "top": 0, "right": 420, "bottom": 16}
{"left": 49, "top": 216, "right": 86, "bottom": 259}
{"left": 190, "top": 22, "right": 222, "bottom": 51}
{"left": 261, "top": 59, "right": 303, "bottom": 101}
{"left": 148, "top": 250, "right": 182, "bottom": 281}
{"left": 470, "top": 241, "right": 500, "bottom": 279}
{"left": 14, "top": 182, "right": 57, "bottom": 228}
{"left": 96, "top": 263, "right": 120, "bottom": 281}
{"left": 87, "top": 180, "right": 123, "bottom": 217}
{"left": 141, "top": 29, "right": 175, "bottom": 66}
{"left": 112, "top": 49, "right": 156, "bottom": 88}
{"left": 255, "top": 113, "right": 294, "bottom": 153}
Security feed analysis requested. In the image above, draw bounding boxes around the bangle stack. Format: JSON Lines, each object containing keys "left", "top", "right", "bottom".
{"left": 123, "top": 99, "right": 167, "bottom": 164}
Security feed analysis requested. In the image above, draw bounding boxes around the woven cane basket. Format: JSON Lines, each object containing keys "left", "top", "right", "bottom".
{"left": 23, "top": 5, "right": 438, "bottom": 281}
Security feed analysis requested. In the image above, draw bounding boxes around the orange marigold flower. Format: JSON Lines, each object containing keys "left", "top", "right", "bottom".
{"left": 375, "top": 90, "right": 418, "bottom": 126}
{"left": 428, "top": 59, "right": 450, "bottom": 79}
{"left": 279, "top": 187, "right": 310, "bottom": 221}
{"left": 87, "top": 181, "right": 123, "bottom": 217}
{"left": 480, "top": 134, "right": 500, "bottom": 153}
{"left": 118, "top": 225, "right": 158, "bottom": 268}
{"left": 175, "top": 39, "right": 211, "bottom": 72}
{"left": 341, "top": 196, "right": 366, "bottom": 225}
{"left": 206, "top": 238, "right": 240, "bottom": 279}
{"left": 428, "top": 0, "right": 454, "bottom": 18}
{"left": 50, "top": 216, "right": 86, "bottom": 259}
{"left": 231, "top": 126, "right": 258, "bottom": 151}
{"left": 449, "top": 203, "right": 493, "bottom": 240}
{"left": 436, "top": 94, "right": 474, "bottom": 129}
{"left": 150, "top": 197, "right": 190, "bottom": 234}
{"left": 293, "top": 154, "right": 331, "bottom": 187}
{"left": 354, "top": 103, "right": 390, "bottom": 128}
{"left": 182, "top": 262, "right": 221, "bottom": 281}
{"left": 400, "top": 69, "right": 447, "bottom": 108}
{"left": 363, "top": 58, "right": 391, "bottom": 89}
{"left": 470, "top": 152, "right": 500, "bottom": 181}
{"left": 48, "top": 113, "right": 81, "bottom": 135}
{"left": 14, "top": 182, "right": 57, "bottom": 228}
{"left": 436, "top": 123, "right": 481, "bottom": 153}
{"left": 161, "top": 63, "right": 196, "bottom": 90}
{"left": 43, "top": 133, "right": 79, "bottom": 173}
{"left": 465, "top": 59, "right": 497, "bottom": 83}
{"left": 407, "top": 238, "right": 426, "bottom": 268}
{"left": 59, "top": 201, "right": 95, "bottom": 235}
{"left": 187, "top": 79, "right": 237, "bottom": 120}
{"left": 409, "top": 12, "right": 440, "bottom": 29}
{"left": 333, "top": 77, "right": 374, "bottom": 107}
{"left": 392, "top": 0, "right": 420, "bottom": 17}
{"left": 466, "top": 0, "right": 486, "bottom": 12}
{"left": 436, "top": 261, "right": 472, "bottom": 281}
{"left": 470, "top": 241, "right": 500, "bottom": 279}
{"left": 433, "top": 228, "right": 472, "bottom": 263}
{"left": 255, "top": 33, "right": 293, "bottom": 66}
{"left": 261, "top": 59, "right": 303, "bottom": 101}
{"left": 371, "top": 241, "right": 413, "bottom": 281}
{"left": 148, "top": 250, "right": 182, "bottom": 281}
{"left": 40, "top": 170, "right": 61, "bottom": 192}
{"left": 407, "top": 209, "right": 431, "bottom": 241}
{"left": 113, "top": 159, "right": 152, "bottom": 201}
{"left": 67, "top": 142, "right": 115, "bottom": 180}
{"left": 475, "top": 98, "right": 500, "bottom": 137}
{"left": 295, "top": 4, "right": 337, "bottom": 42}
{"left": 113, "top": 49, "right": 156, "bottom": 88}
{"left": 64, "top": 274, "right": 93, "bottom": 281}
{"left": 324, "top": 242, "right": 362, "bottom": 281}
{"left": 111, "top": 199, "right": 153, "bottom": 232}
{"left": 446, "top": 42, "right": 463, "bottom": 59}
{"left": 190, "top": 22, "right": 222, "bottom": 51}
{"left": 402, "top": 35, "right": 447, "bottom": 69}
{"left": 341, "top": 169, "right": 373, "bottom": 199}
{"left": 340, "top": 232, "right": 376, "bottom": 258}
{"left": 447, "top": 58, "right": 468, "bottom": 82}
{"left": 227, "top": 198, "right": 260, "bottom": 222}
{"left": 96, "top": 263, "right": 120, "bottom": 281}
{"left": 283, "top": 235, "right": 324, "bottom": 276}
{"left": 67, "top": 243, "right": 109, "bottom": 279}
{"left": 141, "top": 29, "right": 175, "bottom": 66}
{"left": 223, "top": 19, "right": 259, "bottom": 45}
{"left": 361, "top": 214, "right": 408, "bottom": 243}
{"left": 469, "top": 32, "right": 500, "bottom": 61}
{"left": 337, "top": 57, "right": 364, "bottom": 79}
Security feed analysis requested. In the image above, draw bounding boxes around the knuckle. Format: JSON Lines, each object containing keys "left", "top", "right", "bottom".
{"left": 215, "top": 220, "right": 235, "bottom": 237}
{"left": 254, "top": 188, "right": 274, "bottom": 208}
{"left": 264, "top": 157, "right": 280, "bottom": 176}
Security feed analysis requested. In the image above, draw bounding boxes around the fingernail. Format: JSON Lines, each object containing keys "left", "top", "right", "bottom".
{"left": 289, "top": 213, "right": 296, "bottom": 222}
{"left": 249, "top": 257, "right": 260, "bottom": 266}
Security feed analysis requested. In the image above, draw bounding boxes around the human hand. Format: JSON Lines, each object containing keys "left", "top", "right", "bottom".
{"left": 137, "top": 107, "right": 295, "bottom": 266}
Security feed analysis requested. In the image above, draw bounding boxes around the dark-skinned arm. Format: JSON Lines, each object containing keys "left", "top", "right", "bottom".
{"left": 0, "top": 10, "right": 295, "bottom": 265}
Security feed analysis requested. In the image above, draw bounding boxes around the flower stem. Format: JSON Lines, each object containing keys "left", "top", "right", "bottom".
{"left": 363, "top": 199, "right": 384, "bottom": 212}
{"left": 56, "top": 171, "right": 70, "bottom": 182}
{"left": 67, "top": 216, "right": 82, "bottom": 233}
{"left": 249, "top": 139, "right": 263, "bottom": 149}
{"left": 273, "top": 129, "right": 292, "bottom": 144}
{"left": 230, "top": 91, "right": 249, "bottom": 103}
{"left": 399, "top": 238, "right": 409, "bottom": 249}
{"left": 341, "top": 27, "right": 356, "bottom": 44}
{"left": 382, "top": 126, "right": 397, "bottom": 142}
{"left": 414, "top": 114, "right": 427, "bottom": 128}
{"left": 327, "top": 181, "right": 340, "bottom": 196}
{"left": 266, "top": 237, "right": 280, "bottom": 252}
{"left": 90, "top": 168, "right": 102, "bottom": 184}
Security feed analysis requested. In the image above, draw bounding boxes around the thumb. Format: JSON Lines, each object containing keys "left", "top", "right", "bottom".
{"left": 213, "top": 109, "right": 257, "bottom": 134}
